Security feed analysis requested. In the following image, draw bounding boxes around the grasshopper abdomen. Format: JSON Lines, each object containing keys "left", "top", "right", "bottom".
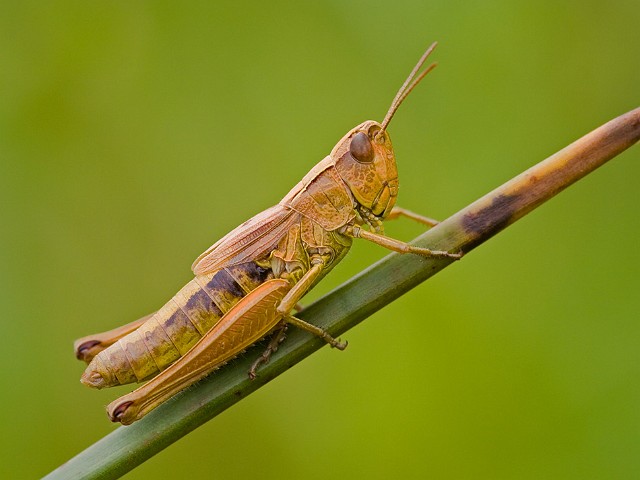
{"left": 81, "top": 262, "right": 274, "bottom": 388}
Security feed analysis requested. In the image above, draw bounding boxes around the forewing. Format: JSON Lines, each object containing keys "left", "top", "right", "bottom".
{"left": 191, "top": 204, "right": 299, "bottom": 275}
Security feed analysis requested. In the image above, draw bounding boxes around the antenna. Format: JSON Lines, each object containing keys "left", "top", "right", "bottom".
{"left": 380, "top": 42, "right": 439, "bottom": 130}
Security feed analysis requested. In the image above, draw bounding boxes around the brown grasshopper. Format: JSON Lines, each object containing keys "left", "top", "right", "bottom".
{"left": 74, "top": 42, "right": 462, "bottom": 425}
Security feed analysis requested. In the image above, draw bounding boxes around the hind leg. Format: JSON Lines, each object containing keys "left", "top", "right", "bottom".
{"left": 74, "top": 313, "right": 155, "bottom": 363}
{"left": 107, "top": 279, "right": 290, "bottom": 425}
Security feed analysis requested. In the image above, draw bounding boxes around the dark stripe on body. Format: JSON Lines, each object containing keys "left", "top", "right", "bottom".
{"left": 226, "top": 262, "right": 273, "bottom": 292}
{"left": 140, "top": 317, "right": 181, "bottom": 371}
{"left": 197, "top": 268, "right": 246, "bottom": 313}
{"left": 181, "top": 287, "right": 224, "bottom": 334}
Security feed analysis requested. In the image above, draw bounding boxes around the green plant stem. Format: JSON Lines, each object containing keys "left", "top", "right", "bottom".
{"left": 44, "top": 107, "right": 640, "bottom": 480}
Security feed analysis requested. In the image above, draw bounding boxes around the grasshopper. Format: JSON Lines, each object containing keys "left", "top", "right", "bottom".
{"left": 74, "top": 42, "right": 462, "bottom": 425}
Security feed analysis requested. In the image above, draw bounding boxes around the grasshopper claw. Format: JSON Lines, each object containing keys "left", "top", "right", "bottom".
{"left": 332, "top": 339, "right": 348, "bottom": 350}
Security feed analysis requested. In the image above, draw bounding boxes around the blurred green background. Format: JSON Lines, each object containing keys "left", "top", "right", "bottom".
{"left": 1, "top": 2, "right": 639, "bottom": 479}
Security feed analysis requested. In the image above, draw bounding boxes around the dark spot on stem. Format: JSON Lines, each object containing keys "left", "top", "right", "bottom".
{"left": 462, "top": 194, "right": 519, "bottom": 251}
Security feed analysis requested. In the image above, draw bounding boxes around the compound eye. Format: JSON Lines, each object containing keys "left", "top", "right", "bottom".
{"left": 349, "top": 132, "right": 374, "bottom": 163}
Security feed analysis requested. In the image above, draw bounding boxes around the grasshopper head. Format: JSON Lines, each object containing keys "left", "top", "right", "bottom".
{"left": 333, "top": 42, "right": 439, "bottom": 220}
{"left": 333, "top": 121, "right": 398, "bottom": 218}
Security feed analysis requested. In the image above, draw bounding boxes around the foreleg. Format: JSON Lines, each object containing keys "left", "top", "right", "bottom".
{"left": 386, "top": 206, "right": 439, "bottom": 227}
{"left": 343, "top": 225, "right": 462, "bottom": 260}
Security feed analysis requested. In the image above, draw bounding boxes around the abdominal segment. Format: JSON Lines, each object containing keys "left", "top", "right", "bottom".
{"left": 81, "top": 262, "right": 273, "bottom": 388}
